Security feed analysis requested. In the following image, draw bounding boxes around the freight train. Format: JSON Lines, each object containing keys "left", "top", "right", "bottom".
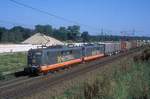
{"left": 24, "top": 40, "right": 143, "bottom": 75}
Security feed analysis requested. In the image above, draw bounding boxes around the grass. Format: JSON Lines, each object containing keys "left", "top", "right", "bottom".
{"left": 0, "top": 52, "right": 27, "bottom": 73}
{"left": 53, "top": 52, "right": 150, "bottom": 99}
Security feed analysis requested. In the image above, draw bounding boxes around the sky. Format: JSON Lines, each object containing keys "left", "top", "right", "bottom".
{"left": 0, "top": 0, "right": 150, "bottom": 36}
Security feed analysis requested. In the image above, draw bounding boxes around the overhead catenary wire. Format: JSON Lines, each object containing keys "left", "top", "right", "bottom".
{"left": 9, "top": 0, "right": 101, "bottom": 32}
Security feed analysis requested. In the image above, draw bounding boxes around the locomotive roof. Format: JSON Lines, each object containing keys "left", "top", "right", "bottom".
{"left": 29, "top": 44, "right": 102, "bottom": 52}
{"left": 29, "top": 46, "right": 81, "bottom": 52}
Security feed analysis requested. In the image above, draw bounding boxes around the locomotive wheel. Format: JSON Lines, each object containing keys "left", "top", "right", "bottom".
{"left": 43, "top": 71, "right": 48, "bottom": 75}
{"left": 24, "top": 67, "right": 31, "bottom": 75}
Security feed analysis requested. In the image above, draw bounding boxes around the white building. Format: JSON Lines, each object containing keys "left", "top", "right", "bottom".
{"left": 0, "top": 44, "right": 39, "bottom": 53}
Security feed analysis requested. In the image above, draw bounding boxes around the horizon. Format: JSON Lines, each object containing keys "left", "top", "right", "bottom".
{"left": 0, "top": 25, "right": 150, "bottom": 38}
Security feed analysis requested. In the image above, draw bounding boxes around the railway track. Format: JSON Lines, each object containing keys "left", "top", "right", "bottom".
{"left": 0, "top": 76, "right": 27, "bottom": 88}
{"left": 0, "top": 48, "right": 142, "bottom": 99}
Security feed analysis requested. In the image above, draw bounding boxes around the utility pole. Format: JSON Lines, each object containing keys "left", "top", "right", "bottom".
{"left": 101, "top": 28, "right": 104, "bottom": 41}
{"left": 132, "top": 29, "right": 135, "bottom": 36}
{"left": 120, "top": 31, "right": 126, "bottom": 41}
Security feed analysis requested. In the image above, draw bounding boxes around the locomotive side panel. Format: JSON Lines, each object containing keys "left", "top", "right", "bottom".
{"left": 84, "top": 45, "right": 104, "bottom": 61}
{"left": 40, "top": 47, "right": 83, "bottom": 72}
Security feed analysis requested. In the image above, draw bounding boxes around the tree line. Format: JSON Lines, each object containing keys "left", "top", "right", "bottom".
{"left": 0, "top": 25, "right": 90, "bottom": 43}
{"left": 0, "top": 24, "right": 149, "bottom": 43}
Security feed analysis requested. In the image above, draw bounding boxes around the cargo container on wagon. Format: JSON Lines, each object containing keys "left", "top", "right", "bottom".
{"left": 114, "top": 42, "right": 121, "bottom": 53}
{"left": 138, "top": 40, "right": 145, "bottom": 47}
{"left": 137, "top": 40, "right": 141, "bottom": 47}
{"left": 126, "top": 41, "right": 132, "bottom": 50}
{"left": 98, "top": 42, "right": 116, "bottom": 56}
{"left": 130, "top": 40, "right": 137, "bottom": 49}
{"left": 120, "top": 41, "right": 127, "bottom": 51}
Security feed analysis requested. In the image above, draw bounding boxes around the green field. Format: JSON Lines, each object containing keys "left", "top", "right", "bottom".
{"left": 0, "top": 52, "right": 27, "bottom": 73}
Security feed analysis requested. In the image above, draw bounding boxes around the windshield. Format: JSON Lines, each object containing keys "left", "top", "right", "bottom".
{"left": 28, "top": 51, "right": 42, "bottom": 66}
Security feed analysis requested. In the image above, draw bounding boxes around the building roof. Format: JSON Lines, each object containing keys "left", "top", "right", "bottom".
{"left": 22, "top": 33, "right": 64, "bottom": 46}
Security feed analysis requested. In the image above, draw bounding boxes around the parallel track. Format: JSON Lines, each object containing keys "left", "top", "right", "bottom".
{"left": 0, "top": 48, "right": 142, "bottom": 99}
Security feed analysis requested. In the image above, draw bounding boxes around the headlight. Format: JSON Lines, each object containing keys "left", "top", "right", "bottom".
{"left": 32, "top": 59, "right": 36, "bottom": 63}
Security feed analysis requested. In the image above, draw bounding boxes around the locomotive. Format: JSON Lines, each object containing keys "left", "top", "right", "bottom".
{"left": 24, "top": 44, "right": 105, "bottom": 75}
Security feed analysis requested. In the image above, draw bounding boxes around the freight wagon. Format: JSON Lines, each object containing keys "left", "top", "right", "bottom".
{"left": 130, "top": 40, "right": 138, "bottom": 49}
{"left": 137, "top": 40, "right": 143, "bottom": 47}
{"left": 121, "top": 41, "right": 127, "bottom": 51}
{"left": 98, "top": 42, "right": 120, "bottom": 56}
{"left": 114, "top": 42, "right": 121, "bottom": 53}
{"left": 126, "top": 41, "right": 132, "bottom": 50}
{"left": 121, "top": 41, "right": 136, "bottom": 51}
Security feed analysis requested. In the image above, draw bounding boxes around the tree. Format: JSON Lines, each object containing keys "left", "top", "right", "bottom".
{"left": 1, "top": 31, "right": 9, "bottom": 42}
{"left": 0, "top": 27, "right": 7, "bottom": 42}
{"left": 81, "top": 31, "right": 90, "bottom": 42}
{"left": 35, "top": 25, "right": 53, "bottom": 36}
{"left": 53, "top": 27, "right": 68, "bottom": 41}
{"left": 9, "top": 26, "right": 33, "bottom": 42}
{"left": 67, "top": 25, "right": 81, "bottom": 41}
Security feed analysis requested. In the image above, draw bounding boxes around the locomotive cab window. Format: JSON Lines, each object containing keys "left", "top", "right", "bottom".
{"left": 35, "top": 52, "right": 42, "bottom": 56}
{"left": 96, "top": 47, "right": 100, "bottom": 50}
{"left": 28, "top": 51, "right": 42, "bottom": 66}
{"left": 61, "top": 50, "right": 72, "bottom": 55}
{"left": 47, "top": 51, "right": 51, "bottom": 60}
{"left": 47, "top": 52, "right": 50, "bottom": 56}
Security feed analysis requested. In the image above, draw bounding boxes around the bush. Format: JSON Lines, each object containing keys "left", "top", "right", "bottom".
{"left": 0, "top": 72, "right": 5, "bottom": 80}
{"left": 134, "top": 48, "right": 150, "bottom": 62}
